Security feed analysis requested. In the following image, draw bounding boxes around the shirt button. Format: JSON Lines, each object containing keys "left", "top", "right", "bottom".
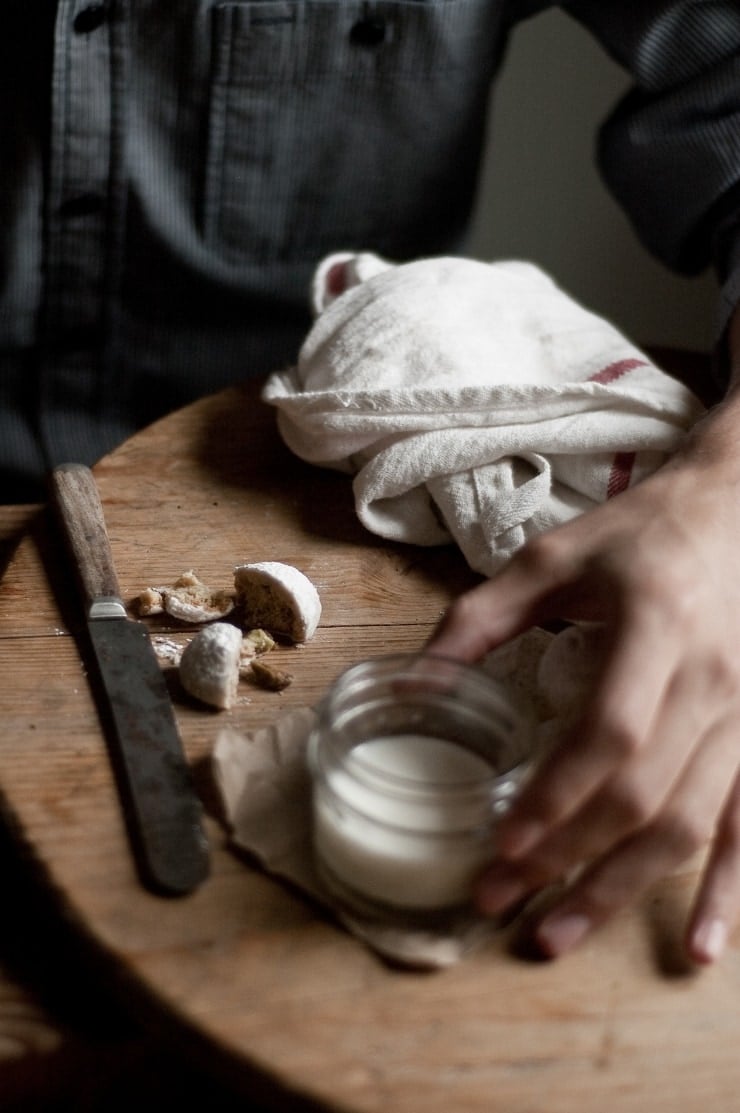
{"left": 73, "top": 4, "right": 108, "bottom": 33}
{"left": 59, "top": 192, "right": 105, "bottom": 219}
{"left": 349, "top": 17, "right": 387, "bottom": 47}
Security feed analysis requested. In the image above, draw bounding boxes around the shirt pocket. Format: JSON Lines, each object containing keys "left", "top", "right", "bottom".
{"left": 202, "top": 0, "right": 505, "bottom": 264}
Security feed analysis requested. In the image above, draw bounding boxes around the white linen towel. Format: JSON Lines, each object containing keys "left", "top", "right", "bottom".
{"left": 262, "top": 254, "right": 705, "bottom": 577}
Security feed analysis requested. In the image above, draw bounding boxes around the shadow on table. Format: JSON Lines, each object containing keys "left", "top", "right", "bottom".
{"left": 0, "top": 505, "right": 42, "bottom": 586}
{"left": 0, "top": 810, "right": 298, "bottom": 1113}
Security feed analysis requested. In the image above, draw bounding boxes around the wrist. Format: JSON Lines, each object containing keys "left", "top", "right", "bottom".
{"left": 663, "top": 307, "right": 740, "bottom": 482}
{"left": 676, "top": 379, "right": 740, "bottom": 482}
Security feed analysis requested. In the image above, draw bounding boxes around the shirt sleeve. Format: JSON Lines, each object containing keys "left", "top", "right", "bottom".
{"left": 563, "top": 0, "right": 740, "bottom": 343}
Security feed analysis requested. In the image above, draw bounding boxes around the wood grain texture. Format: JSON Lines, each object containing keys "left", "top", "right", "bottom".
{"left": 1, "top": 373, "right": 738, "bottom": 1113}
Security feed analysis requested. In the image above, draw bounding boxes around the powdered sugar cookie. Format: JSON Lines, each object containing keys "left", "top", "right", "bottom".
{"left": 234, "top": 561, "right": 321, "bottom": 643}
{"left": 179, "top": 622, "right": 245, "bottom": 710}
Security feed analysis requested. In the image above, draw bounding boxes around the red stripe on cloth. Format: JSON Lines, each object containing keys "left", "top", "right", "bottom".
{"left": 589, "top": 358, "right": 648, "bottom": 384}
{"left": 326, "top": 261, "right": 348, "bottom": 298}
{"left": 607, "top": 451, "right": 636, "bottom": 498}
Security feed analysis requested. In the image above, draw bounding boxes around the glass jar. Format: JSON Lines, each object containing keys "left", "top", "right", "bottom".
{"left": 307, "top": 653, "right": 533, "bottom": 927}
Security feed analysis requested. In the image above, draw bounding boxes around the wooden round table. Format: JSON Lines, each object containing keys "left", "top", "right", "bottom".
{"left": 1, "top": 375, "right": 737, "bottom": 1113}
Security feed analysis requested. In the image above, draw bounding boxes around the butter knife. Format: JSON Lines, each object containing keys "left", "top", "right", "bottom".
{"left": 50, "top": 463, "right": 210, "bottom": 896}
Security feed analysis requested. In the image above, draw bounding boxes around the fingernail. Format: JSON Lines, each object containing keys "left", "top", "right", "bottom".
{"left": 692, "top": 918, "right": 727, "bottom": 964}
{"left": 536, "top": 912, "right": 591, "bottom": 957}
{"left": 498, "top": 820, "right": 545, "bottom": 860}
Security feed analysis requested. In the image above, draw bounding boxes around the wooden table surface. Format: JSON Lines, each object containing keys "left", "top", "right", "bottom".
{"left": 1, "top": 365, "right": 738, "bottom": 1113}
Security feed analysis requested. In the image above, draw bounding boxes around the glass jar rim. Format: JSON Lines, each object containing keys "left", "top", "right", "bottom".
{"left": 309, "top": 651, "right": 531, "bottom": 802}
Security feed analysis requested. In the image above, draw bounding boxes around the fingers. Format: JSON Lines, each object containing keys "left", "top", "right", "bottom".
{"left": 686, "top": 771, "right": 740, "bottom": 964}
{"left": 479, "top": 690, "right": 698, "bottom": 915}
{"left": 476, "top": 656, "right": 702, "bottom": 917}
{"left": 424, "top": 479, "right": 740, "bottom": 963}
{"left": 495, "top": 603, "right": 680, "bottom": 860}
{"left": 486, "top": 715, "right": 740, "bottom": 962}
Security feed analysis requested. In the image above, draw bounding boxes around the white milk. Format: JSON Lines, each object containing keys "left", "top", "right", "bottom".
{"left": 313, "top": 734, "right": 499, "bottom": 911}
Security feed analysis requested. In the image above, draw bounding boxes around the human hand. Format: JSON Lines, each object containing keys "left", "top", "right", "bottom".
{"left": 425, "top": 397, "right": 740, "bottom": 963}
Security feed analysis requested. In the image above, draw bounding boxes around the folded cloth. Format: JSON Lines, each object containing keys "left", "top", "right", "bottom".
{"left": 262, "top": 254, "right": 705, "bottom": 576}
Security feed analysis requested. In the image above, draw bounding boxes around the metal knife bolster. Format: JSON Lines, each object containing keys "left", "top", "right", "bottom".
{"left": 89, "top": 596, "right": 128, "bottom": 620}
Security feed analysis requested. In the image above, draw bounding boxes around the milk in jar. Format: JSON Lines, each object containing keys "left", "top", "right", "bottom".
{"left": 308, "top": 654, "right": 531, "bottom": 921}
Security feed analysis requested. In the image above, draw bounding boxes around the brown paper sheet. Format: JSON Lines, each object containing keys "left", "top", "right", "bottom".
{"left": 212, "top": 629, "right": 567, "bottom": 969}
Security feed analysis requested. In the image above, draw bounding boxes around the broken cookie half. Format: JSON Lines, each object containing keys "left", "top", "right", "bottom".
{"left": 178, "top": 623, "right": 288, "bottom": 710}
{"left": 234, "top": 561, "right": 321, "bottom": 643}
{"left": 179, "top": 623, "right": 246, "bottom": 710}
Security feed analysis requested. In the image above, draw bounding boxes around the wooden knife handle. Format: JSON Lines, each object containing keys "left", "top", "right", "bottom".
{"left": 50, "top": 463, "right": 124, "bottom": 614}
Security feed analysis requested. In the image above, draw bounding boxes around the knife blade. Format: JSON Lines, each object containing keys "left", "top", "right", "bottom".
{"left": 50, "top": 462, "right": 210, "bottom": 896}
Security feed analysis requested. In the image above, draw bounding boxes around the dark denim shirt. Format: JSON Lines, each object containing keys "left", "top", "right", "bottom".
{"left": 1, "top": 0, "right": 739, "bottom": 499}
